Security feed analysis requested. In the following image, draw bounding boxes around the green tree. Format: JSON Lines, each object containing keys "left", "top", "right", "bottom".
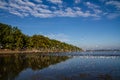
{"left": 0, "top": 22, "right": 82, "bottom": 52}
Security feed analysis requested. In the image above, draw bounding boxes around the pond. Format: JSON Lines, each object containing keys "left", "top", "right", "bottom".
{"left": 0, "top": 51, "right": 120, "bottom": 80}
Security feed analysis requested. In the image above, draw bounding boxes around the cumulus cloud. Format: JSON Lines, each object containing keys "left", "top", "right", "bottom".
{"left": 47, "top": 0, "right": 63, "bottom": 4}
{"left": 53, "top": 7, "right": 97, "bottom": 17}
{"left": 0, "top": 0, "right": 100, "bottom": 18}
{"left": 85, "top": 2, "right": 100, "bottom": 9}
{"left": 75, "top": 0, "right": 81, "bottom": 4}
{"left": 0, "top": 0, "right": 53, "bottom": 18}
{"left": 107, "top": 13, "right": 120, "bottom": 19}
{"left": 85, "top": 1, "right": 102, "bottom": 17}
{"left": 1, "top": 0, "right": 119, "bottom": 19}
{"left": 35, "top": 0, "right": 42, "bottom": 3}
{"left": 106, "top": 1, "right": 120, "bottom": 10}
{"left": 106, "top": 1, "right": 120, "bottom": 19}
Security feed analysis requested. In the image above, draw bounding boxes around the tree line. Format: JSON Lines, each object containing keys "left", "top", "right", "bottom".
{"left": 0, "top": 23, "right": 82, "bottom": 52}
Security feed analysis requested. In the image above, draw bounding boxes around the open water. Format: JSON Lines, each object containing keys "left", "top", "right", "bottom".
{"left": 0, "top": 51, "right": 120, "bottom": 80}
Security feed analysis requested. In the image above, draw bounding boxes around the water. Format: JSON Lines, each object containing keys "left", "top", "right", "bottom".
{"left": 0, "top": 51, "right": 120, "bottom": 80}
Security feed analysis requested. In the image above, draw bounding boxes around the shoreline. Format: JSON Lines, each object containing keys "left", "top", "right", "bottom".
{"left": 0, "top": 50, "right": 81, "bottom": 54}
{"left": 0, "top": 49, "right": 119, "bottom": 54}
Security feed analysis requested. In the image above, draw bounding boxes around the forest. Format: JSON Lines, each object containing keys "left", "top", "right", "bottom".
{"left": 0, "top": 23, "right": 82, "bottom": 52}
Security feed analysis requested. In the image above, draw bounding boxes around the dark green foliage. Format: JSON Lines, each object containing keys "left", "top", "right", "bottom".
{"left": 0, "top": 23, "right": 82, "bottom": 52}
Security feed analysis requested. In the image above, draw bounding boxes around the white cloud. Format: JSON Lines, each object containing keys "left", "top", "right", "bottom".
{"left": 51, "top": 6, "right": 57, "bottom": 10}
{"left": 34, "top": 0, "right": 42, "bottom": 3}
{"left": 86, "top": 2, "right": 100, "bottom": 9}
{"left": 93, "top": 9, "right": 102, "bottom": 14}
{"left": 107, "top": 13, "right": 120, "bottom": 19}
{"left": 75, "top": 0, "right": 81, "bottom": 4}
{"left": 0, "top": 0, "right": 53, "bottom": 18}
{"left": 106, "top": 1, "right": 120, "bottom": 10}
{"left": 0, "top": 1, "right": 8, "bottom": 9}
{"left": 105, "top": 1, "right": 120, "bottom": 19}
{"left": 53, "top": 7, "right": 97, "bottom": 17}
{"left": 47, "top": 0, "right": 63, "bottom": 4}
{"left": 73, "top": 7, "right": 81, "bottom": 10}
{"left": 16, "top": 0, "right": 35, "bottom": 7}
{"left": 9, "top": 10, "right": 25, "bottom": 17}
{"left": 0, "top": 0, "right": 102, "bottom": 18}
{"left": 44, "top": 33, "right": 70, "bottom": 42}
{"left": 85, "top": 2, "right": 102, "bottom": 17}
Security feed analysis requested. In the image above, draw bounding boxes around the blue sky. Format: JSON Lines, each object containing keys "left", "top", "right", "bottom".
{"left": 0, "top": 0, "right": 120, "bottom": 50}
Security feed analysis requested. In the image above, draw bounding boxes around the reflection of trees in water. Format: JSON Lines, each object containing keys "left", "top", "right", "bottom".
{"left": 53, "top": 73, "right": 113, "bottom": 80}
{"left": 97, "top": 74, "right": 112, "bottom": 80}
{"left": 0, "top": 54, "right": 69, "bottom": 80}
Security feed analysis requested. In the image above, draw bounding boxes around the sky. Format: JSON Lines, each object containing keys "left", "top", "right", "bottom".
{"left": 0, "top": 0, "right": 120, "bottom": 50}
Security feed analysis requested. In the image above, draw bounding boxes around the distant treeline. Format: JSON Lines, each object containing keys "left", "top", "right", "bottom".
{"left": 0, "top": 23, "right": 82, "bottom": 52}
{"left": 86, "top": 49, "right": 120, "bottom": 52}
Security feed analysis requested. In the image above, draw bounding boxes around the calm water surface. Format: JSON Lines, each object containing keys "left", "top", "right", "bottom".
{"left": 0, "top": 51, "right": 120, "bottom": 80}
